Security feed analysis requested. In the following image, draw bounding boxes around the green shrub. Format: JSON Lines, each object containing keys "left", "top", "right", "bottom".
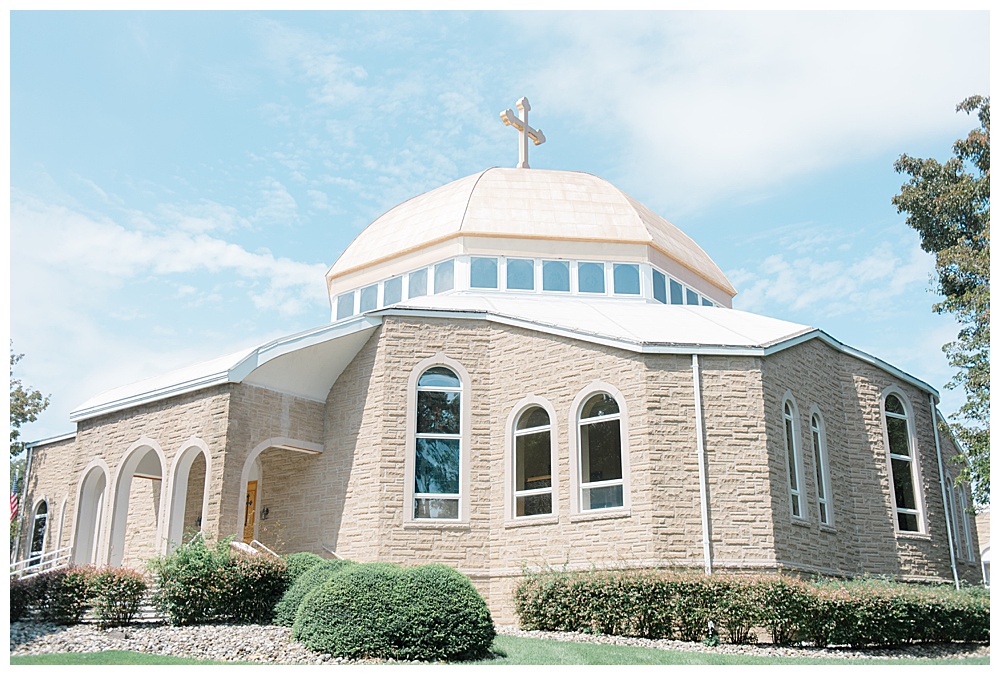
{"left": 514, "top": 569, "right": 989, "bottom": 648}
{"left": 219, "top": 552, "right": 288, "bottom": 624}
{"left": 10, "top": 576, "right": 32, "bottom": 622}
{"left": 273, "top": 558, "right": 355, "bottom": 627}
{"left": 283, "top": 552, "right": 325, "bottom": 585}
{"left": 88, "top": 567, "right": 148, "bottom": 628}
{"left": 29, "top": 566, "right": 94, "bottom": 624}
{"left": 149, "top": 536, "right": 288, "bottom": 625}
{"left": 149, "top": 536, "right": 229, "bottom": 625}
{"left": 292, "top": 562, "right": 495, "bottom": 661}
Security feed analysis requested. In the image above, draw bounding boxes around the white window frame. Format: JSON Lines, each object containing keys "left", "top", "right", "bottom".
{"left": 958, "top": 484, "right": 973, "bottom": 560}
{"left": 505, "top": 396, "right": 559, "bottom": 523}
{"left": 782, "top": 394, "right": 806, "bottom": 520}
{"left": 880, "top": 388, "right": 925, "bottom": 534}
{"left": 810, "top": 409, "right": 833, "bottom": 527}
{"left": 403, "top": 354, "right": 472, "bottom": 524}
{"left": 569, "top": 382, "right": 630, "bottom": 516}
{"left": 29, "top": 498, "right": 49, "bottom": 561}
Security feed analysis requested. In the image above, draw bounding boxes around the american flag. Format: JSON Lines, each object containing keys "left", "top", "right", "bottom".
{"left": 10, "top": 491, "right": 18, "bottom": 522}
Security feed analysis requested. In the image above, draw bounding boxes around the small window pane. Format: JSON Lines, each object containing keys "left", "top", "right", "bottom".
{"left": 885, "top": 394, "right": 905, "bottom": 415}
{"left": 416, "top": 391, "right": 460, "bottom": 434}
{"left": 892, "top": 458, "right": 918, "bottom": 510}
{"left": 507, "top": 258, "right": 535, "bottom": 290}
{"left": 669, "top": 279, "right": 684, "bottom": 305}
{"left": 336, "top": 293, "right": 355, "bottom": 320}
{"left": 414, "top": 498, "right": 459, "bottom": 520}
{"left": 613, "top": 264, "right": 641, "bottom": 295}
{"left": 652, "top": 270, "right": 667, "bottom": 304}
{"left": 415, "top": 438, "right": 460, "bottom": 494}
{"left": 897, "top": 511, "right": 919, "bottom": 532}
{"left": 434, "top": 260, "right": 454, "bottom": 294}
{"left": 581, "top": 393, "right": 619, "bottom": 419}
{"left": 516, "top": 431, "right": 552, "bottom": 491}
{"left": 471, "top": 257, "right": 499, "bottom": 289}
{"left": 785, "top": 416, "right": 798, "bottom": 492}
{"left": 686, "top": 288, "right": 699, "bottom": 305}
{"left": 408, "top": 269, "right": 427, "bottom": 298}
{"left": 516, "top": 406, "right": 550, "bottom": 430}
{"left": 702, "top": 297, "right": 713, "bottom": 307}
{"left": 578, "top": 262, "right": 605, "bottom": 293}
{"left": 516, "top": 493, "right": 552, "bottom": 517}
{"left": 581, "top": 419, "right": 622, "bottom": 483}
{"left": 360, "top": 284, "right": 378, "bottom": 312}
{"left": 542, "top": 260, "right": 570, "bottom": 292}
{"left": 418, "top": 366, "right": 460, "bottom": 388}
{"left": 584, "top": 485, "right": 624, "bottom": 510}
{"left": 384, "top": 276, "right": 403, "bottom": 306}
{"left": 886, "top": 417, "right": 910, "bottom": 456}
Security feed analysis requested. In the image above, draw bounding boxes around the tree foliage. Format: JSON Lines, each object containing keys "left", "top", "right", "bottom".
{"left": 892, "top": 96, "right": 989, "bottom": 504}
{"left": 10, "top": 347, "right": 50, "bottom": 457}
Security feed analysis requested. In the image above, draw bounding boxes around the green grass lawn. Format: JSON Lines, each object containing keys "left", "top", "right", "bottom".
{"left": 9, "top": 635, "right": 989, "bottom": 666}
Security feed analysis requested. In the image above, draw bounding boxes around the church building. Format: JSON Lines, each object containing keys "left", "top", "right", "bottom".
{"left": 15, "top": 100, "right": 982, "bottom": 622}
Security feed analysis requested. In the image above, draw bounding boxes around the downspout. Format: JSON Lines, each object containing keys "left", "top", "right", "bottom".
{"left": 692, "top": 355, "right": 712, "bottom": 575}
{"left": 930, "top": 393, "right": 960, "bottom": 590}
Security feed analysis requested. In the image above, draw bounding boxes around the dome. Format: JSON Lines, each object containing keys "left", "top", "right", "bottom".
{"left": 327, "top": 167, "right": 735, "bottom": 298}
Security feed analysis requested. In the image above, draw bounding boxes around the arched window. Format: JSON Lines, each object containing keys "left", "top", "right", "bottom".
{"left": 578, "top": 393, "right": 624, "bottom": 511}
{"left": 811, "top": 412, "right": 832, "bottom": 526}
{"left": 30, "top": 500, "right": 48, "bottom": 562}
{"left": 882, "top": 392, "right": 922, "bottom": 532}
{"left": 513, "top": 406, "right": 553, "bottom": 517}
{"left": 413, "top": 366, "right": 462, "bottom": 519}
{"left": 783, "top": 399, "right": 804, "bottom": 519}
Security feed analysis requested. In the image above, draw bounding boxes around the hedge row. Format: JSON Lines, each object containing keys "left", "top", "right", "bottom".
{"left": 147, "top": 536, "right": 289, "bottom": 625}
{"left": 273, "top": 558, "right": 355, "bottom": 627}
{"left": 10, "top": 565, "right": 148, "bottom": 627}
{"left": 514, "top": 569, "right": 989, "bottom": 647}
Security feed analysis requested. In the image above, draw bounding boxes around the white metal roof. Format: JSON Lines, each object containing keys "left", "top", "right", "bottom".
{"left": 69, "top": 292, "right": 937, "bottom": 422}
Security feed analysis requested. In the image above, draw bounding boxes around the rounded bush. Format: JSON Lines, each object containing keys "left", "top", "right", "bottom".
{"left": 88, "top": 567, "right": 148, "bottom": 627}
{"left": 283, "top": 552, "right": 326, "bottom": 585}
{"left": 273, "top": 558, "right": 355, "bottom": 627}
{"left": 10, "top": 576, "right": 32, "bottom": 623}
{"left": 292, "top": 562, "right": 495, "bottom": 661}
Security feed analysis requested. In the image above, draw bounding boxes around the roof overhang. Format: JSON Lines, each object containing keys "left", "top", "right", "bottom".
{"left": 69, "top": 316, "right": 381, "bottom": 422}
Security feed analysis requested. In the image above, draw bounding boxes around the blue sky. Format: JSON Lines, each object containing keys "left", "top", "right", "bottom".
{"left": 6, "top": 9, "right": 991, "bottom": 441}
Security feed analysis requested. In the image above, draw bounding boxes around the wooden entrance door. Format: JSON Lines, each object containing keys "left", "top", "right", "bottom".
{"left": 243, "top": 480, "right": 258, "bottom": 543}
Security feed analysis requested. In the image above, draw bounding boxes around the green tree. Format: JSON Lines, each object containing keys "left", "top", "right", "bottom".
{"left": 892, "top": 95, "right": 989, "bottom": 504}
{"left": 10, "top": 347, "right": 51, "bottom": 457}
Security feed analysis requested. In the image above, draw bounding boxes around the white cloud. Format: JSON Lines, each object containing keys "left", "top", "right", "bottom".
{"left": 517, "top": 12, "right": 989, "bottom": 212}
{"left": 731, "top": 237, "right": 935, "bottom": 320}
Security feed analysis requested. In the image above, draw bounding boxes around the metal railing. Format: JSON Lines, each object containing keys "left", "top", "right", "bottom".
{"left": 229, "top": 539, "right": 280, "bottom": 559}
{"left": 10, "top": 546, "right": 74, "bottom": 579}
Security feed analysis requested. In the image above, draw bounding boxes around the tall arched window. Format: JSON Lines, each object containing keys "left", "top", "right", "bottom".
{"left": 513, "top": 406, "right": 553, "bottom": 517}
{"left": 578, "top": 393, "right": 624, "bottom": 511}
{"left": 811, "top": 412, "right": 832, "bottom": 526}
{"left": 883, "top": 392, "right": 922, "bottom": 532}
{"left": 783, "top": 399, "right": 804, "bottom": 519}
{"left": 30, "top": 500, "right": 48, "bottom": 562}
{"left": 413, "top": 366, "right": 462, "bottom": 519}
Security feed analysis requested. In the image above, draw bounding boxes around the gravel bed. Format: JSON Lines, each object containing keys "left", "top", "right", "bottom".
{"left": 10, "top": 620, "right": 990, "bottom": 664}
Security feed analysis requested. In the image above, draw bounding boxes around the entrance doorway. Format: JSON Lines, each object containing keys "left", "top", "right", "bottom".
{"left": 243, "top": 480, "right": 258, "bottom": 543}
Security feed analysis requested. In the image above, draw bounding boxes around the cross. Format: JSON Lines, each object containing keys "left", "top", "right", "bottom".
{"left": 500, "top": 97, "right": 545, "bottom": 169}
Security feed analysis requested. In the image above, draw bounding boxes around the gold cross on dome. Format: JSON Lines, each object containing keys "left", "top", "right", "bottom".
{"left": 500, "top": 97, "right": 545, "bottom": 169}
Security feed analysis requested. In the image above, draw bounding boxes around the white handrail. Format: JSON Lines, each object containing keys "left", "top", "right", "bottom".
{"left": 10, "top": 545, "right": 74, "bottom": 579}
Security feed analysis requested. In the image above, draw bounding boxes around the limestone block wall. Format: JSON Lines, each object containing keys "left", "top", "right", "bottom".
{"left": 121, "top": 476, "right": 161, "bottom": 568}
{"left": 17, "top": 435, "right": 77, "bottom": 558}
{"left": 221, "top": 383, "right": 328, "bottom": 548}
{"left": 760, "top": 339, "right": 980, "bottom": 583}
{"left": 19, "top": 387, "right": 231, "bottom": 568}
